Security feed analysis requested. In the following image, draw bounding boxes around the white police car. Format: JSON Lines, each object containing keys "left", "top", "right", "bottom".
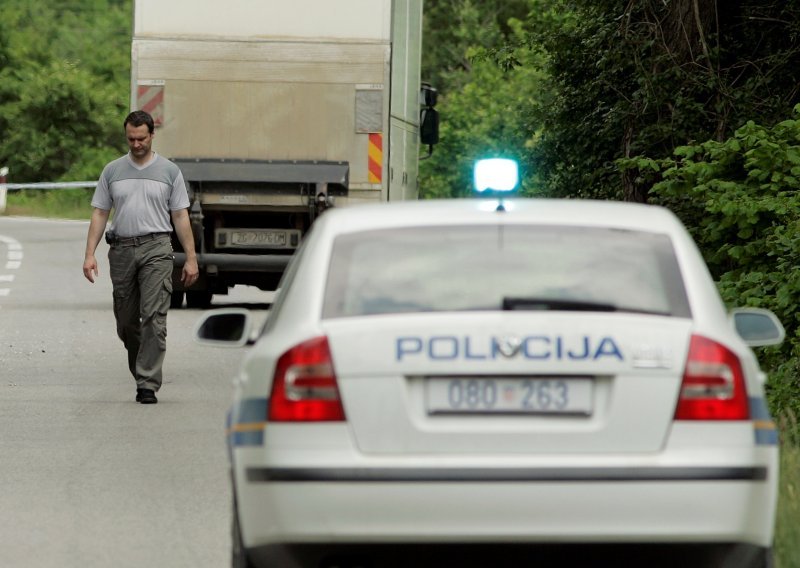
{"left": 195, "top": 162, "right": 784, "bottom": 568}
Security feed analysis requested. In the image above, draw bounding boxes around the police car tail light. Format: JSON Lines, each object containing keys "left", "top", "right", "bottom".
{"left": 269, "top": 336, "right": 345, "bottom": 422}
{"left": 674, "top": 335, "right": 749, "bottom": 420}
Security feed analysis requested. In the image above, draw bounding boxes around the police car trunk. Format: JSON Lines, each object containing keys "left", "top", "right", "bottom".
{"left": 272, "top": 222, "right": 744, "bottom": 456}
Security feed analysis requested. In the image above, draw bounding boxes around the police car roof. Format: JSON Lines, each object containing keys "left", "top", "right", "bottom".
{"left": 317, "top": 198, "right": 685, "bottom": 235}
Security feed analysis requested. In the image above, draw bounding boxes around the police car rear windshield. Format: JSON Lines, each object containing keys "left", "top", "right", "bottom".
{"left": 322, "top": 225, "right": 691, "bottom": 319}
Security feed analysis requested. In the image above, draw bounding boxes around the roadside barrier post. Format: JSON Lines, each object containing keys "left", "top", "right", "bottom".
{"left": 0, "top": 167, "right": 8, "bottom": 214}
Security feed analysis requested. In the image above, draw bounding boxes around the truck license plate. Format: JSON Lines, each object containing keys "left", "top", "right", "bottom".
{"left": 425, "top": 377, "right": 593, "bottom": 415}
{"left": 230, "top": 230, "right": 287, "bottom": 247}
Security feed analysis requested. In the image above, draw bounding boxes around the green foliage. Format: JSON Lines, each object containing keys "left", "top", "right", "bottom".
{"left": 523, "top": 1, "right": 635, "bottom": 200}
{"left": 6, "top": 188, "right": 95, "bottom": 220}
{"left": 647, "top": 108, "right": 800, "bottom": 428}
{"left": 419, "top": 1, "right": 546, "bottom": 198}
{"left": 422, "top": 0, "right": 534, "bottom": 91}
{"left": 776, "top": 440, "right": 800, "bottom": 568}
{"left": 522, "top": 0, "right": 800, "bottom": 202}
{"left": 2, "top": 60, "right": 125, "bottom": 181}
{"left": 0, "top": 0, "right": 131, "bottom": 183}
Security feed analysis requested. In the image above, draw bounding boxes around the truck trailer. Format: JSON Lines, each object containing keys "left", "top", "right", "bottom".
{"left": 131, "top": 0, "right": 437, "bottom": 308}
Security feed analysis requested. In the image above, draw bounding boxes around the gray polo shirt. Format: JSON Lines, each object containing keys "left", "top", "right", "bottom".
{"left": 91, "top": 152, "right": 190, "bottom": 238}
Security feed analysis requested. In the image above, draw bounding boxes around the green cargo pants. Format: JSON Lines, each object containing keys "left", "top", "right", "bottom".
{"left": 108, "top": 235, "right": 173, "bottom": 392}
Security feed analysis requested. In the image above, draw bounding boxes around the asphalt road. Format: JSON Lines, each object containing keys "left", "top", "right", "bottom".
{"left": 0, "top": 216, "right": 270, "bottom": 568}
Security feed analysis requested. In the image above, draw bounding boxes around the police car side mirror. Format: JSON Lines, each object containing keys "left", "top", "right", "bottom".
{"left": 731, "top": 308, "right": 785, "bottom": 347}
{"left": 193, "top": 308, "right": 254, "bottom": 348}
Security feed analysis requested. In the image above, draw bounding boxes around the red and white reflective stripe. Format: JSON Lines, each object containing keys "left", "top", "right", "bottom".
{"left": 137, "top": 84, "right": 164, "bottom": 126}
{"left": 368, "top": 132, "right": 383, "bottom": 184}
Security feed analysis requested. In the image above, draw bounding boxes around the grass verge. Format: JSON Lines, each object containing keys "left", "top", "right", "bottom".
{"left": 776, "top": 414, "right": 799, "bottom": 568}
{"left": 2, "top": 188, "right": 94, "bottom": 220}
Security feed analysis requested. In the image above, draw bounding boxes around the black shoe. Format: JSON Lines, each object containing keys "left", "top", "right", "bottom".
{"left": 136, "top": 388, "right": 158, "bottom": 404}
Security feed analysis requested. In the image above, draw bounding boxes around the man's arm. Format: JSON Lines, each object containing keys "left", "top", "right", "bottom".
{"left": 171, "top": 208, "right": 199, "bottom": 286}
{"left": 83, "top": 207, "right": 111, "bottom": 283}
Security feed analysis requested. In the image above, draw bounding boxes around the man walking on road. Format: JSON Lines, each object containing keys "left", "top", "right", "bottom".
{"left": 82, "top": 110, "right": 199, "bottom": 404}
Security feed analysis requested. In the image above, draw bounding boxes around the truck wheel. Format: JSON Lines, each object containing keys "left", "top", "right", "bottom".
{"left": 170, "top": 291, "right": 185, "bottom": 309}
{"left": 186, "top": 290, "right": 213, "bottom": 309}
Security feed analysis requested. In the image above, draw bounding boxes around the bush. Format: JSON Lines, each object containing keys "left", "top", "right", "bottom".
{"left": 623, "top": 106, "right": 800, "bottom": 434}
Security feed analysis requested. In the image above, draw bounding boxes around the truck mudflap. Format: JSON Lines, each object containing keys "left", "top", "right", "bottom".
{"left": 172, "top": 252, "right": 291, "bottom": 272}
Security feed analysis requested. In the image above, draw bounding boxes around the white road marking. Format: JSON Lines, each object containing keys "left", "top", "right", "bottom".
{"left": 0, "top": 236, "right": 22, "bottom": 303}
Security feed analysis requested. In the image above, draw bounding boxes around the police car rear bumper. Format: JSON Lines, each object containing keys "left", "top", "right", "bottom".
{"left": 245, "top": 542, "right": 772, "bottom": 568}
{"left": 234, "top": 462, "right": 776, "bottom": 550}
{"left": 245, "top": 464, "right": 766, "bottom": 482}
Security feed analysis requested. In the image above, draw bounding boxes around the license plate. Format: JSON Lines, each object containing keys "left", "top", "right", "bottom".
{"left": 425, "top": 377, "right": 593, "bottom": 415}
{"left": 230, "top": 230, "right": 287, "bottom": 247}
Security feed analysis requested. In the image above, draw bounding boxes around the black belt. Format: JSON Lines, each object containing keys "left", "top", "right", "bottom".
{"left": 112, "top": 232, "right": 171, "bottom": 247}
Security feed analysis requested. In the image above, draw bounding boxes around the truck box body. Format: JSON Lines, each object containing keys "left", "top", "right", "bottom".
{"left": 131, "top": 0, "right": 427, "bottom": 305}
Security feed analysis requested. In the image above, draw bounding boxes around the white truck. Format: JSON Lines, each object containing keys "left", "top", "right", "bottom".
{"left": 131, "top": 0, "right": 438, "bottom": 308}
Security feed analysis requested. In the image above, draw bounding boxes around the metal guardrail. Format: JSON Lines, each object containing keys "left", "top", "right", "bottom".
{"left": 0, "top": 181, "right": 97, "bottom": 213}
{"left": 0, "top": 182, "right": 294, "bottom": 274}
{"left": 1, "top": 182, "right": 97, "bottom": 190}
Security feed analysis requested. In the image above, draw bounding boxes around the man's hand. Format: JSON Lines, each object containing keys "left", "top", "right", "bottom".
{"left": 181, "top": 257, "right": 199, "bottom": 286}
{"left": 171, "top": 208, "right": 200, "bottom": 288}
{"left": 83, "top": 208, "right": 110, "bottom": 284}
{"left": 83, "top": 255, "right": 99, "bottom": 283}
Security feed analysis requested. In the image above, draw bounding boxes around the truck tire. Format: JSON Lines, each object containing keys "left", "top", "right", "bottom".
{"left": 186, "top": 290, "right": 212, "bottom": 309}
{"left": 170, "top": 291, "right": 185, "bottom": 309}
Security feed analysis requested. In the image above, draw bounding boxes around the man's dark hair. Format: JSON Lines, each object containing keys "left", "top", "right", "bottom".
{"left": 124, "top": 110, "right": 155, "bottom": 134}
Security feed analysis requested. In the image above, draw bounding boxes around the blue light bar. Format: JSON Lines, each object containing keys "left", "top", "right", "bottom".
{"left": 473, "top": 158, "right": 519, "bottom": 192}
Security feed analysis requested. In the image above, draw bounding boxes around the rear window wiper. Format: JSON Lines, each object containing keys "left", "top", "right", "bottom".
{"left": 501, "top": 297, "right": 671, "bottom": 316}
{"left": 502, "top": 297, "right": 617, "bottom": 312}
